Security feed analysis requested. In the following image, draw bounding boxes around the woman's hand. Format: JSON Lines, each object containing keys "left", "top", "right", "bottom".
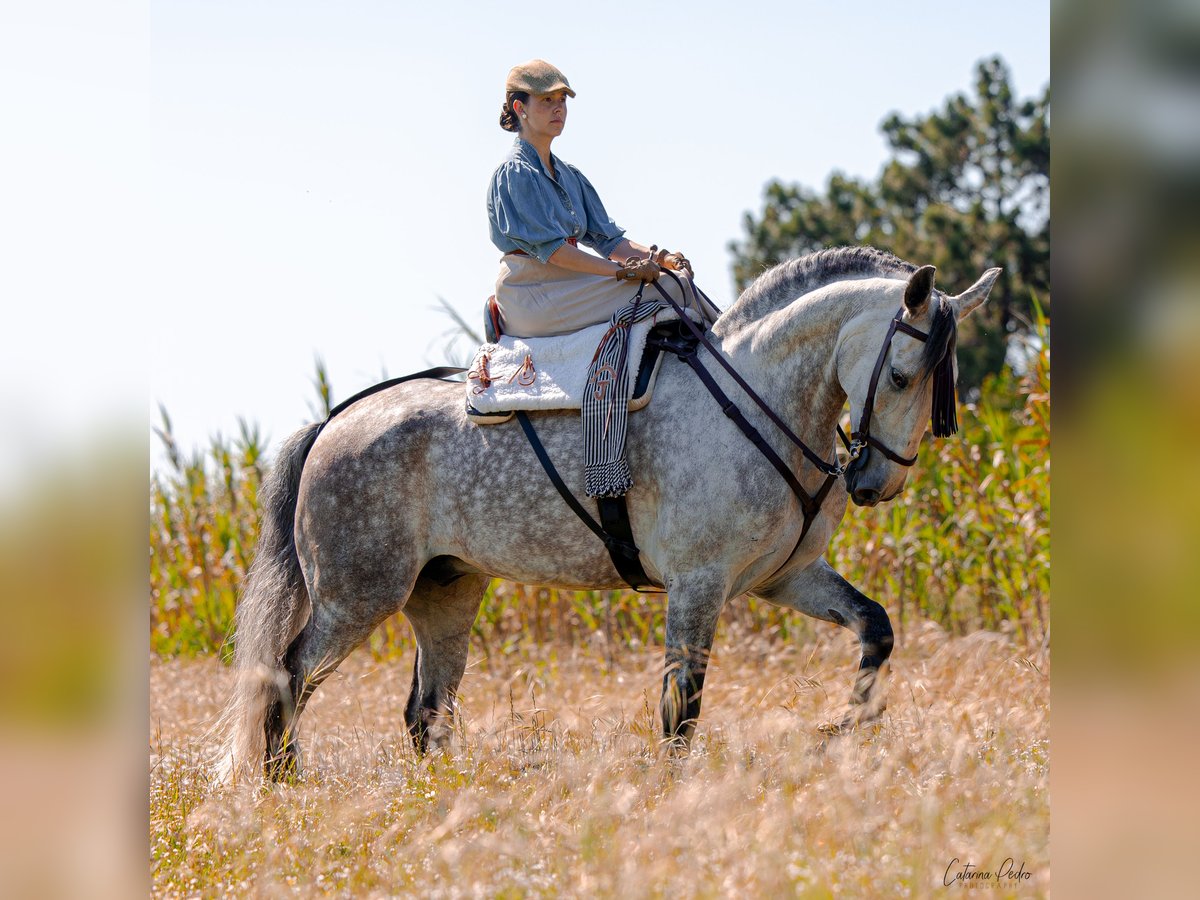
{"left": 610, "top": 240, "right": 694, "bottom": 279}
{"left": 661, "top": 251, "right": 693, "bottom": 278}
{"left": 615, "top": 255, "right": 662, "bottom": 283}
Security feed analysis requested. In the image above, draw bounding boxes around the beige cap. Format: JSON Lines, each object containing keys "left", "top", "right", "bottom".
{"left": 505, "top": 59, "right": 576, "bottom": 97}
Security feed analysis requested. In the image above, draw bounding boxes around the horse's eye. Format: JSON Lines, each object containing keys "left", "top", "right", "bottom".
{"left": 890, "top": 368, "right": 908, "bottom": 389}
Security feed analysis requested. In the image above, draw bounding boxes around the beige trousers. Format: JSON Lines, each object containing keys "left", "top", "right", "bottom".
{"left": 495, "top": 254, "right": 714, "bottom": 338}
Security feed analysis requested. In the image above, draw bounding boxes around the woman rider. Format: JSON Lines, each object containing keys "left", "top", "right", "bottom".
{"left": 487, "top": 59, "right": 710, "bottom": 338}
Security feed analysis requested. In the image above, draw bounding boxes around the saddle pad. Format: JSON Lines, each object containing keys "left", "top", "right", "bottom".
{"left": 465, "top": 308, "right": 684, "bottom": 421}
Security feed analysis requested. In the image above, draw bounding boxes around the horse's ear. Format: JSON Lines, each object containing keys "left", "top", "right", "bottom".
{"left": 904, "top": 265, "right": 936, "bottom": 313}
{"left": 950, "top": 267, "right": 1003, "bottom": 319}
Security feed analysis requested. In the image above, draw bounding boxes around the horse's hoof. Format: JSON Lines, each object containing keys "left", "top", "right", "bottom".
{"left": 818, "top": 713, "right": 886, "bottom": 740}
{"left": 263, "top": 746, "right": 302, "bottom": 783}
{"left": 658, "top": 733, "right": 692, "bottom": 759}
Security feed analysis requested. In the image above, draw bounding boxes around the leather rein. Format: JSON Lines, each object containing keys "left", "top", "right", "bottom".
{"left": 649, "top": 273, "right": 944, "bottom": 545}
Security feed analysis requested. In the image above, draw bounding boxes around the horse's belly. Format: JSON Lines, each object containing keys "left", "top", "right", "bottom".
{"left": 433, "top": 502, "right": 635, "bottom": 591}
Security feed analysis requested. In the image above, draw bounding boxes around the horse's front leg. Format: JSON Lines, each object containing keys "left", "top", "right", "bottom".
{"left": 661, "top": 576, "right": 726, "bottom": 750}
{"left": 754, "top": 558, "right": 894, "bottom": 725}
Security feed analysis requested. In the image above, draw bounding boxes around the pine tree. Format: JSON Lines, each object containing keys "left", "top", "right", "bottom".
{"left": 730, "top": 57, "right": 1049, "bottom": 388}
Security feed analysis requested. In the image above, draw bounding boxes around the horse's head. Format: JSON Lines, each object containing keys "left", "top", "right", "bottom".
{"left": 838, "top": 264, "right": 1001, "bottom": 506}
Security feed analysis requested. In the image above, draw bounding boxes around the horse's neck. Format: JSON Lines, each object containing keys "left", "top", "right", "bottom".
{"left": 710, "top": 288, "right": 855, "bottom": 464}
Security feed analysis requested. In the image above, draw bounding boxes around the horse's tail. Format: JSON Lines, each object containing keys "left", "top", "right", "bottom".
{"left": 214, "top": 421, "right": 322, "bottom": 783}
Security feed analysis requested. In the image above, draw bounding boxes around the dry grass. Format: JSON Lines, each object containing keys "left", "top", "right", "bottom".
{"left": 150, "top": 620, "right": 1049, "bottom": 897}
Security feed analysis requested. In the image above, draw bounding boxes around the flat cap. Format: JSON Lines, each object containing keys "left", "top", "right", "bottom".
{"left": 505, "top": 59, "right": 576, "bottom": 97}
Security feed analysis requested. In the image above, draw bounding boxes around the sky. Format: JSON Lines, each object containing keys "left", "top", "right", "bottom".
{"left": 0, "top": 1, "right": 1050, "bottom": 479}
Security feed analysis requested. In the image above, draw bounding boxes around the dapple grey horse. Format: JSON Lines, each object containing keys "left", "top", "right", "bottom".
{"left": 217, "top": 246, "right": 998, "bottom": 782}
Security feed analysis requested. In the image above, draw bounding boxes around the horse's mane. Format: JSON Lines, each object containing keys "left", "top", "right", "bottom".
{"left": 724, "top": 246, "right": 916, "bottom": 324}
{"left": 724, "top": 246, "right": 957, "bottom": 386}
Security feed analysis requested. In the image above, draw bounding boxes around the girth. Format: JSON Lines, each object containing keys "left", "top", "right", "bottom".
{"left": 515, "top": 409, "right": 662, "bottom": 592}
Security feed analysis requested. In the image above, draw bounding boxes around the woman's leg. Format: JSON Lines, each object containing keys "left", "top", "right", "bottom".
{"left": 495, "top": 256, "right": 705, "bottom": 338}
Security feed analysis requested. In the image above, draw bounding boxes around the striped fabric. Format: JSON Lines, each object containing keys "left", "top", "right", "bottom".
{"left": 582, "top": 284, "right": 675, "bottom": 497}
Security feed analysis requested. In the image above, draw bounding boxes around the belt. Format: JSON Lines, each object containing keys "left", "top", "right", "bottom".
{"left": 507, "top": 236, "right": 577, "bottom": 257}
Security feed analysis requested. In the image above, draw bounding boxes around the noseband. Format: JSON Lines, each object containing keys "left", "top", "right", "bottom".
{"left": 849, "top": 306, "right": 957, "bottom": 468}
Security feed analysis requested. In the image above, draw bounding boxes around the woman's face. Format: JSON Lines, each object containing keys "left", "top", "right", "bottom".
{"left": 518, "top": 90, "right": 568, "bottom": 140}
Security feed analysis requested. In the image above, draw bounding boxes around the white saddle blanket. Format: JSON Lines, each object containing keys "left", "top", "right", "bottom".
{"left": 466, "top": 308, "right": 683, "bottom": 414}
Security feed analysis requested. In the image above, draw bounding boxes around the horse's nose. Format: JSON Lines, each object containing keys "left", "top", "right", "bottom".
{"left": 852, "top": 486, "right": 880, "bottom": 506}
{"left": 846, "top": 444, "right": 870, "bottom": 480}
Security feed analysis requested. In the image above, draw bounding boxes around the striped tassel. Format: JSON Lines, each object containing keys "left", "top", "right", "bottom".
{"left": 582, "top": 286, "right": 669, "bottom": 497}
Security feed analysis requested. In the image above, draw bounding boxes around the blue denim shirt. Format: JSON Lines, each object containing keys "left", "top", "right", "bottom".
{"left": 487, "top": 137, "right": 626, "bottom": 264}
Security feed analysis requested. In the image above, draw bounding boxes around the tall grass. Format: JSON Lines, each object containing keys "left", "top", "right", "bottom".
{"left": 151, "top": 624, "right": 1051, "bottom": 896}
{"left": 149, "top": 318, "right": 1049, "bottom": 660}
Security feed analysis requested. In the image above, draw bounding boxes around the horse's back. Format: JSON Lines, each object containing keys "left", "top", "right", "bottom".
{"left": 293, "top": 377, "right": 623, "bottom": 586}
{"left": 295, "top": 381, "right": 467, "bottom": 565}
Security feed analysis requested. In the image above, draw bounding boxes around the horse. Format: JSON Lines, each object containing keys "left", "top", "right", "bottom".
{"left": 215, "top": 246, "right": 999, "bottom": 782}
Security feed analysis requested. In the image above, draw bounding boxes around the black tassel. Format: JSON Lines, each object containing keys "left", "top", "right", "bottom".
{"left": 931, "top": 357, "right": 958, "bottom": 437}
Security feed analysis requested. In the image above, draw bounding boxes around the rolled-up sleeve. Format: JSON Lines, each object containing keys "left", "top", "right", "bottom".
{"left": 572, "top": 166, "right": 626, "bottom": 258}
{"left": 488, "top": 163, "right": 568, "bottom": 264}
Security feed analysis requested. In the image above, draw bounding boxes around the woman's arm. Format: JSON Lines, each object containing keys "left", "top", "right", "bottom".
{"left": 547, "top": 238, "right": 657, "bottom": 269}
{"left": 546, "top": 241, "right": 663, "bottom": 283}
{"left": 608, "top": 238, "right": 694, "bottom": 278}
{"left": 546, "top": 241, "right": 625, "bottom": 277}
{"left": 606, "top": 238, "right": 651, "bottom": 262}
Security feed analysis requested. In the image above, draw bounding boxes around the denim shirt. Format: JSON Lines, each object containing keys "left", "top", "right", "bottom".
{"left": 487, "top": 137, "right": 626, "bottom": 264}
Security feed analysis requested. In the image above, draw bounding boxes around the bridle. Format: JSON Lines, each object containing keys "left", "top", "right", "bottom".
{"left": 649, "top": 275, "right": 957, "bottom": 542}
{"left": 848, "top": 306, "right": 957, "bottom": 469}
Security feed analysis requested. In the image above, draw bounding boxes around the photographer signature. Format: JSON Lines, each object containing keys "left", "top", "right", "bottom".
{"left": 944, "top": 857, "right": 1032, "bottom": 887}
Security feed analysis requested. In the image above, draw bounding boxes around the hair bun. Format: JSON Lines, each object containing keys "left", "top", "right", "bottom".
{"left": 499, "top": 103, "right": 519, "bottom": 132}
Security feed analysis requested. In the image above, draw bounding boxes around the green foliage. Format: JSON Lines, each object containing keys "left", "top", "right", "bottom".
{"left": 149, "top": 325, "right": 1049, "bottom": 659}
{"left": 151, "top": 407, "right": 264, "bottom": 659}
{"left": 730, "top": 56, "right": 1049, "bottom": 388}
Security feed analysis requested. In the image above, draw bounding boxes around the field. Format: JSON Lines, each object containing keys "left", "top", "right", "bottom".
{"left": 149, "top": 320, "right": 1049, "bottom": 896}
{"left": 151, "top": 620, "right": 1049, "bottom": 897}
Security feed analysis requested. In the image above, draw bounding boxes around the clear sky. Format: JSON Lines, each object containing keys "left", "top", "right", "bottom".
{"left": 0, "top": 2, "right": 1050, "bottom": 478}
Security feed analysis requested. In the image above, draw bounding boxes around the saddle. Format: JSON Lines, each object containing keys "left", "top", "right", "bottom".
{"left": 468, "top": 294, "right": 702, "bottom": 593}
{"left": 465, "top": 295, "right": 691, "bottom": 424}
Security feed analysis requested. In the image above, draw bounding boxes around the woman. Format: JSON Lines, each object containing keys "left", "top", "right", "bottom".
{"left": 487, "top": 59, "right": 709, "bottom": 338}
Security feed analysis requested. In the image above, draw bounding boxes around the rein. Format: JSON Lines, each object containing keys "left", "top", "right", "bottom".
{"left": 651, "top": 276, "right": 846, "bottom": 478}
{"left": 649, "top": 277, "right": 840, "bottom": 548}
{"left": 650, "top": 273, "right": 946, "bottom": 544}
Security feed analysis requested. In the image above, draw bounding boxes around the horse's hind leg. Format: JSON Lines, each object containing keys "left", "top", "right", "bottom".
{"left": 402, "top": 574, "right": 489, "bottom": 753}
{"left": 264, "top": 573, "right": 419, "bottom": 780}
{"left": 754, "top": 558, "right": 895, "bottom": 726}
